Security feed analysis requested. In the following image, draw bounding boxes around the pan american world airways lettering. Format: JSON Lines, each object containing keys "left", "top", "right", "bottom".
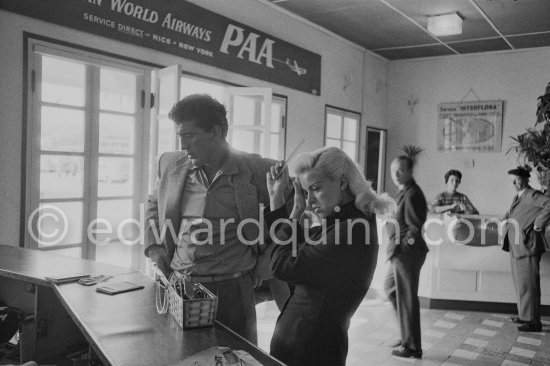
{"left": 219, "top": 24, "right": 308, "bottom": 75}
{"left": 106, "top": 0, "right": 278, "bottom": 68}
{"left": 110, "top": 0, "right": 212, "bottom": 41}
{"left": 80, "top": 0, "right": 309, "bottom": 77}
{"left": 162, "top": 13, "right": 211, "bottom": 41}
{"left": 0, "top": 0, "right": 319, "bottom": 93}
{"left": 220, "top": 24, "right": 275, "bottom": 68}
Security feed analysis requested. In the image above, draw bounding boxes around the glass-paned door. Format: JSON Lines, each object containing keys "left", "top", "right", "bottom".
{"left": 151, "top": 70, "right": 286, "bottom": 163}
{"left": 149, "top": 65, "right": 181, "bottom": 194}
{"left": 225, "top": 87, "right": 280, "bottom": 159}
{"left": 26, "top": 42, "right": 148, "bottom": 269}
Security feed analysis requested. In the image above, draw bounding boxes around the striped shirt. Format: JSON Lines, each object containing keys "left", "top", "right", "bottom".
{"left": 430, "top": 191, "right": 479, "bottom": 214}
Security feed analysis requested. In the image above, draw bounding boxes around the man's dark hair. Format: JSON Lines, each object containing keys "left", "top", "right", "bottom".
{"left": 395, "top": 155, "right": 413, "bottom": 170}
{"left": 168, "top": 94, "right": 228, "bottom": 139}
{"left": 444, "top": 169, "right": 462, "bottom": 183}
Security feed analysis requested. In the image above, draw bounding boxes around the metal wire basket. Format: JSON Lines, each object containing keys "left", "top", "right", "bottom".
{"left": 154, "top": 268, "right": 218, "bottom": 329}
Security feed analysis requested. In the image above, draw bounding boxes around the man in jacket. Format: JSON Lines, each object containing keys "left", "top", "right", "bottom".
{"left": 144, "top": 94, "right": 288, "bottom": 344}
{"left": 384, "top": 155, "right": 428, "bottom": 359}
{"left": 503, "top": 166, "right": 550, "bottom": 332}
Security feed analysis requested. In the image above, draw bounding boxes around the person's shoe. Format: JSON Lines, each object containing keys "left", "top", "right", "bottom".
{"left": 388, "top": 339, "right": 401, "bottom": 348}
{"left": 509, "top": 316, "right": 526, "bottom": 324}
{"left": 518, "top": 321, "right": 542, "bottom": 332}
{"left": 391, "top": 347, "right": 422, "bottom": 359}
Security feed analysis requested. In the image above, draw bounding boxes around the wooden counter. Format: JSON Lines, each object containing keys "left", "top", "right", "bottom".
{"left": 0, "top": 245, "right": 285, "bottom": 366}
{"left": 0, "top": 244, "right": 133, "bottom": 286}
{"left": 54, "top": 272, "right": 284, "bottom": 366}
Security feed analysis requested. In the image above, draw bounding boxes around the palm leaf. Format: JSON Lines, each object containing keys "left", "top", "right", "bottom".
{"left": 401, "top": 145, "right": 423, "bottom": 162}
{"left": 509, "top": 81, "right": 550, "bottom": 170}
{"left": 536, "top": 82, "right": 550, "bottom": 125}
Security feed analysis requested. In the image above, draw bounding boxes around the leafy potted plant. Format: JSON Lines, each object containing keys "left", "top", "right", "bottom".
{"left": 508, "top": 82, "right": 550, "bottom": 194}
{"left": 402, "top": 145, "right": 424, "bottom": 164}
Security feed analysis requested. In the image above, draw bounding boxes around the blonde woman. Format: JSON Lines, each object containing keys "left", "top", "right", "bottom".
{"left": 265, "top": 146, "right": 395, "bottom": 366}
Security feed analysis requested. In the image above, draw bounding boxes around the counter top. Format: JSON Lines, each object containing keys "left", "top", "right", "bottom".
{"left": 0, "top": 245, "right": 285, "bottom": 366}
{"left": 0, "top": 244, "right": 133, "bottom": 286}
{"left": 54, "top": 271, "right": 284, "bottom": 366}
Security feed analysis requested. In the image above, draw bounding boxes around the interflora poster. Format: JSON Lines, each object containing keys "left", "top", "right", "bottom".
{"left": 437, "top": 100, "right": 503, "bottom": 152}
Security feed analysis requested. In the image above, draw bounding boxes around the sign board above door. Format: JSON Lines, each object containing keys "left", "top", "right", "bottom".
{"left": 1, "top": 0, "right": 322, "bottom": 95}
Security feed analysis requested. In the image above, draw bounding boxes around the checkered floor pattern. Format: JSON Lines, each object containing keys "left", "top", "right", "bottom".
{"left": 256, "top": 292, "right": 550, "bottom": 366}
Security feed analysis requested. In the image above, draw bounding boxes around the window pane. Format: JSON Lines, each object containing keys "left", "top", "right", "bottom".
{"left": 270, "top": 133, "right": 279, "bottom": 160}
{"left": 232, "top": 95, "right": 259, "bottom": 127}
{"left": 99, "top": 113, "right": 135, "bottom": 154}
{"left": 231, "top": 129, "right": 256, "bottom": 153}
{"left": 159, "top": 73, "right": 177, "bottom": 116}
{"left": 326, "top": 114, "right": 342, "bottom": 138}
{"left": 41, "top": 106, "right": 85, "bottom": 153}
{"left": 342, "top": 141, "right": 357, "bottom": 160}
{"left": 158, "top": 118, "right": 176, "bottom": 155}
{"left": 100, "top": 68, "right": 136, "bottom": 113}
{"left": 95, "top": 241, "right": 132, "bottom": 268}
{"left": 41, "top": 55, "right": 85, "bottom": 107}
{"left": 271, "top": 103, "right": 282, "bottom": 133}
{"left": 48, "top": 247, "right": 81, "bottom": 259}
{"left": 40, "top": 155, "right": 84, "bottom": 199}
{"left": 37, "top": 201, "right": 83, "bottom": 247}
{"left": 325, "top": 138, "right": 340, "bottom": 148}
{"left": 94, "top": 199, "right": 135, "bottom": 240}
{"left": 94, "top": 199, "right": 134, "bottom": 268}
{"left": 181, "top": 77, "right": 224, "bottom": 101}
{"left": 343, "top": 117, "right": 357, "bottom": 141}
{"left": 98, "top": 157, "right": 133, "bottom": 197}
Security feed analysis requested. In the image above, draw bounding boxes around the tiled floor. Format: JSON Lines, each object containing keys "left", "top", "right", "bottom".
{"left": 256, "top": 292, "right": 550, "bottom": 366}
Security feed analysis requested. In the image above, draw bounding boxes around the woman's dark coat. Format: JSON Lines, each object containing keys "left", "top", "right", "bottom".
{"left": 267, "top": 201, "right": 378, "bottom": 366}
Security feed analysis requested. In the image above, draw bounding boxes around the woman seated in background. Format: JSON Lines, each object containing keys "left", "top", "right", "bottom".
{"left": 431, "top": 169, "right": 479, "bottom": 215}
{"left": 264, "top": 146, "right": 395, "bottom": 366}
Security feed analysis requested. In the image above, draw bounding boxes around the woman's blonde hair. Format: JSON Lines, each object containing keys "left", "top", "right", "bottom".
{"left": 290, "top": 146, "right": 396, "bottom": 216}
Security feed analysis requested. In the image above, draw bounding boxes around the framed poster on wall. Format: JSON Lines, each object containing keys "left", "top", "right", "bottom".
{"left": 437, "top": 100, "right": 503, "bottom": 152}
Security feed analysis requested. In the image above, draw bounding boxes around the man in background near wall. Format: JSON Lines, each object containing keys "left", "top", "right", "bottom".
{"left": 503, "top": 166, "right": 550, "bottom": 332}
{"left": 384, "top": 155, "right": 428, "bottom": 359}
{"left": 144, "top": 94, "right": 290, "bottom": 344}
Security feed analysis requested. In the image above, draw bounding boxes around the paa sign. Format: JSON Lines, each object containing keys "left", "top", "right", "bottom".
{"left": 1, "top": 0, "right": 322, "bottom": 95}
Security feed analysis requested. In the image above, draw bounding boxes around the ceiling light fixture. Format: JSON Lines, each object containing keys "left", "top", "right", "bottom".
{"left": 427, "top": 12, "right": 463, "bottom": 36}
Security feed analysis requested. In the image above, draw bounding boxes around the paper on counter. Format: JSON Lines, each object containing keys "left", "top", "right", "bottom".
{"left": 169, "top": 346, "right": 264, "bottom": 366}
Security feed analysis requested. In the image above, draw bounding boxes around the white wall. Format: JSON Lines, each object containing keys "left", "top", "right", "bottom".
{"left": 383, "top": 49, "right": 550, "bottom": 302}
{"left": 0, "top": 1, "right": 389, "bottom": 246}
{"left": 386, "top": 48, "right": 550, "bottom": 215}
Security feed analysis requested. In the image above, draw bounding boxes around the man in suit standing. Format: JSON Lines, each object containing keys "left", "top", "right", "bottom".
{"left": 144, "top": 94, "right": 289, "bottom": 344}
{"left": 384, "top": 155, "right": 428, "bottom": 359}
{"left": 503, "top": 166, "right": 550, "bottom": 332}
